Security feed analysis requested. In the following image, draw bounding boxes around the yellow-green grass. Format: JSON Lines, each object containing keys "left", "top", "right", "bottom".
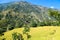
{"left": 0, "top": 26, "right": 60, "bottom": 40}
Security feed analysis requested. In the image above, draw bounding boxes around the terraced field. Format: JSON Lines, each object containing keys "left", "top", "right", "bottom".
{"left": 0, "top": 26, "right": 60, "bottom": 40}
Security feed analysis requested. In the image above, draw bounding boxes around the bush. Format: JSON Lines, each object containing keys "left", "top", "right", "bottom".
{"left": 12, "top": 32, "right": 24, "bottom": 40}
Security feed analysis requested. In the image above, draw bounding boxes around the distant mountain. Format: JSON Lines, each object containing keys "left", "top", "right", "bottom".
{"left": 0, "top": 1, "right": 57, "bottom": 22}
{"left": 0, "top": 1, "right": 60, "bottom": 34}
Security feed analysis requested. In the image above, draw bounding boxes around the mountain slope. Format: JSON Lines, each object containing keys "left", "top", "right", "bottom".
{"left": 0, "top": 1, "right": 60, "bottom": 34}
{"left": 0, "top": 1, "right": 56, "bottom": 22}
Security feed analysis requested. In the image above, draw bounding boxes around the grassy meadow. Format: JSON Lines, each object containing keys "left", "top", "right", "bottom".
{"left": 0, "top": 26, "right": 60, "bottom": 40}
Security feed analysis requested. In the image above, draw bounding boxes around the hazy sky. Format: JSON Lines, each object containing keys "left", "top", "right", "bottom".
{"left": 0, "top": 0, "right": 60, "bottom": 9}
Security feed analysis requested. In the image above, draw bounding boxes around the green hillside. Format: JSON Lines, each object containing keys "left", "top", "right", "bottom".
{"left": 0, "top": 1, "right": 60, "bottom": 35}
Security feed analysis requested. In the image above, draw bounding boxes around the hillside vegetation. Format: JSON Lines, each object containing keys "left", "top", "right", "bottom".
{"left": 0, "top": 1, "right": 60, "bottom": 35}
